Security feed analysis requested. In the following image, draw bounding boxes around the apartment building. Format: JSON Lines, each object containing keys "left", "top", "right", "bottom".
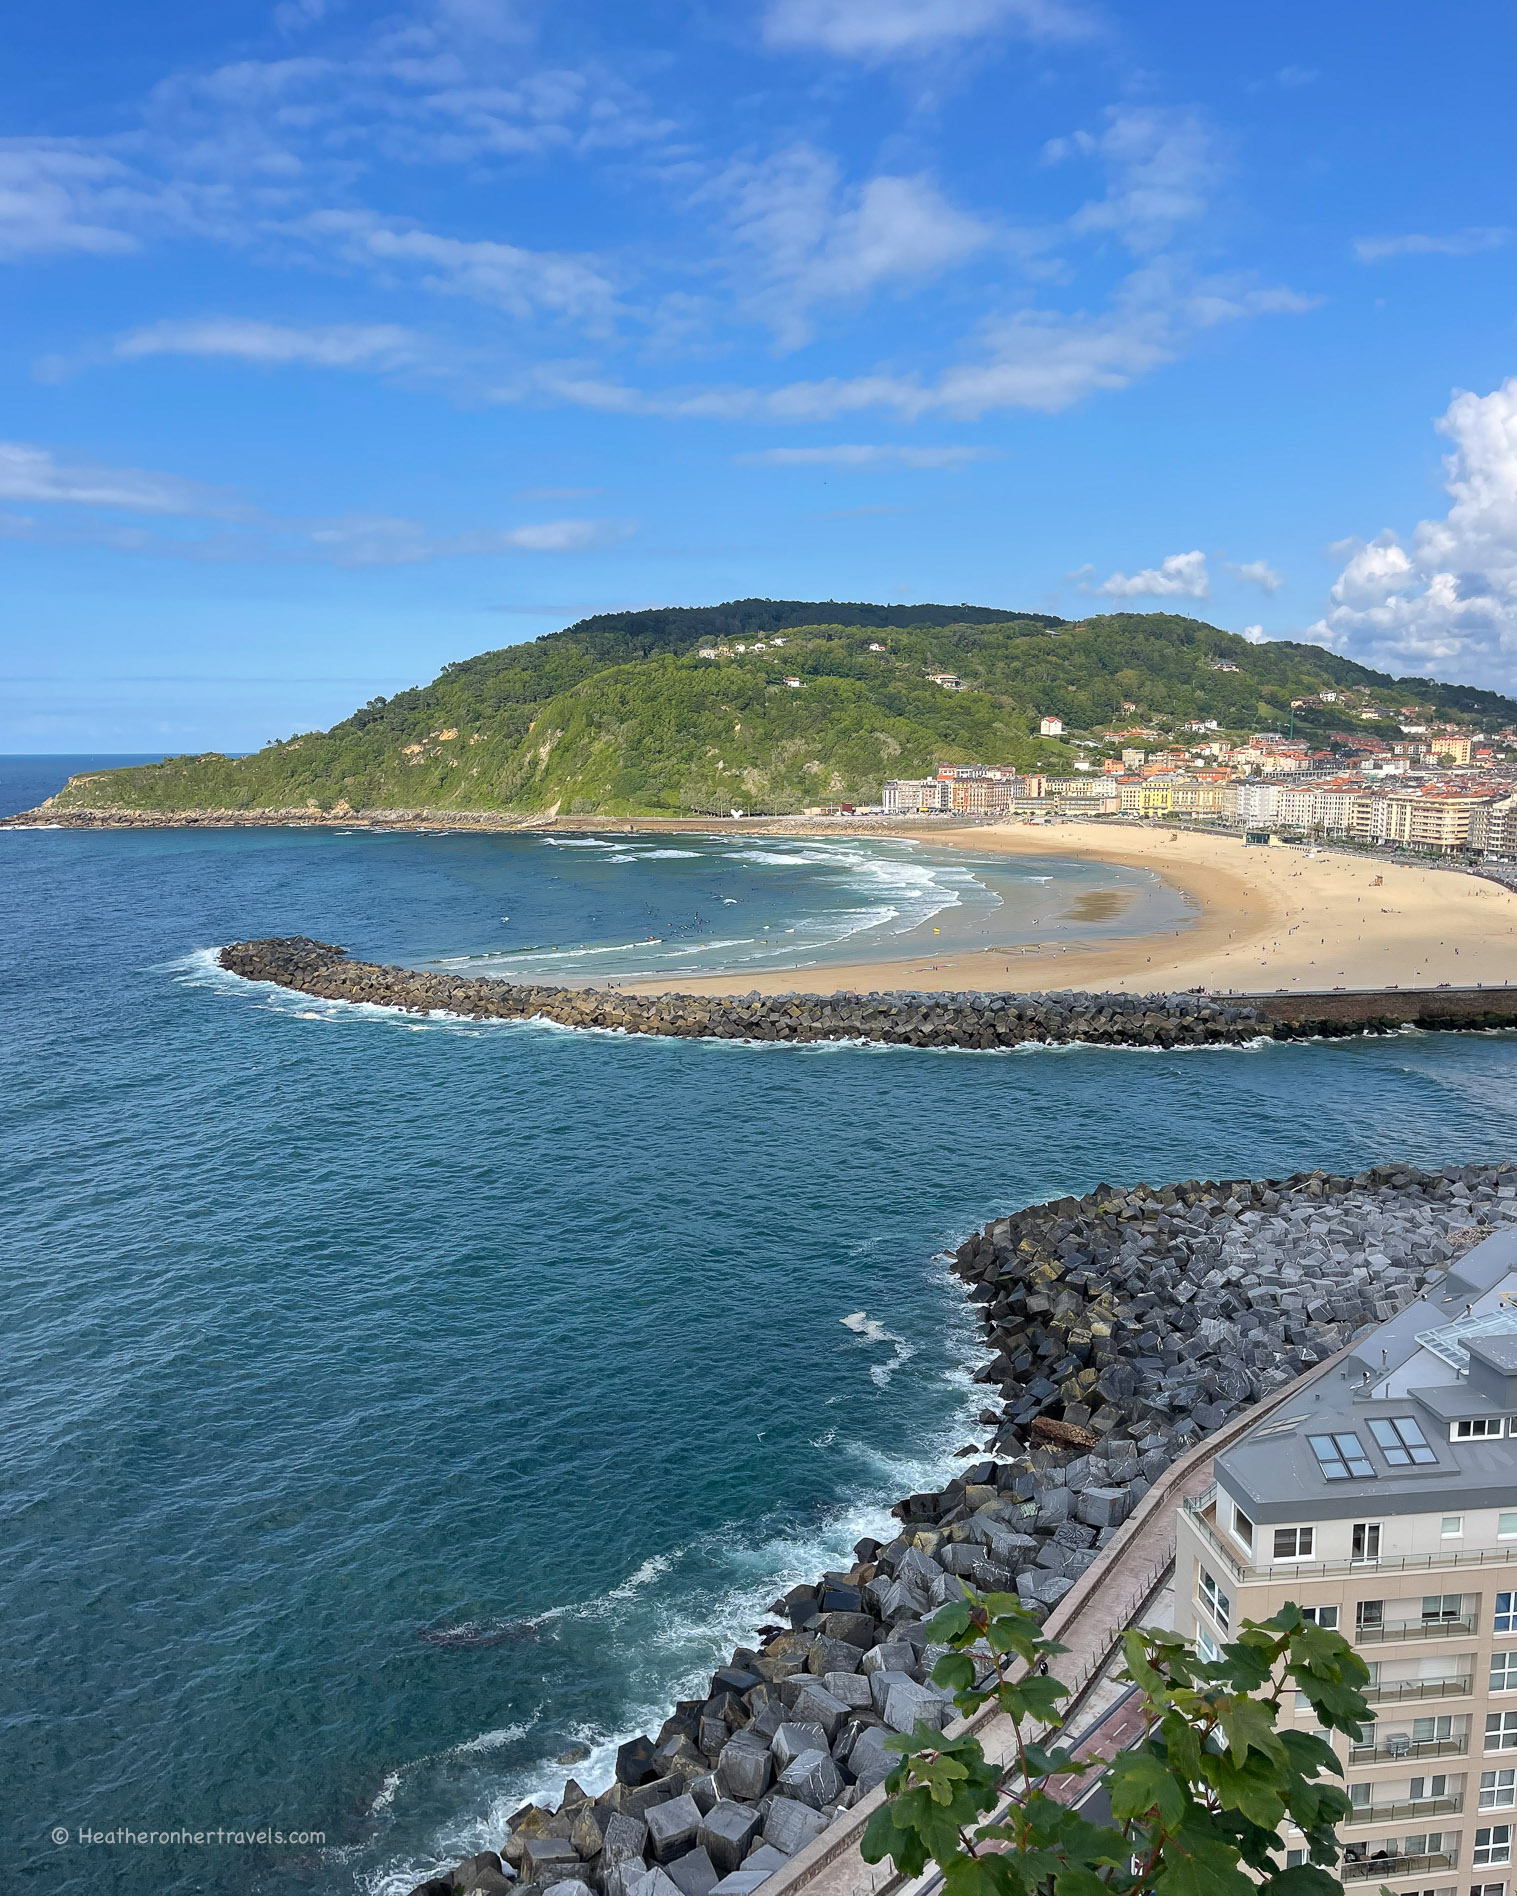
{"left": 1177, "top": 1227, "right": 1517, "bottom": 1894}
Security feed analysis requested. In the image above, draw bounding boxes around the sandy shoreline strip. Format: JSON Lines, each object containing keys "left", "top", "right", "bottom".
{"left": 614, "top": 821, "right": 1517, "bottom": 998}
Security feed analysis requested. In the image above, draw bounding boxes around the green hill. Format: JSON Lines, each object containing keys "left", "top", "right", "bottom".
{"left": 43, "top": 601, "right": 1517, "bottom": 819}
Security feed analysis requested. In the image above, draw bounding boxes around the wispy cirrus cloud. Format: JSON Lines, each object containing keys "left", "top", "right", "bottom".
{"left": 1047, "top": 105, "right": 1223, "bottom": 253}
{"left": 761, "top": 0, "right": 1097, "bottom": 60}
{"left": 1353, "top": 227, "right": 1509, "bottom": 263}
{"left": 0, "top": 439, "right": 247, "bottom": 516}
{"left": 0, "top": 435, "right": 632, "bottom": 565}
{"left": 736, "top": 444, "right": 994, "bottom": 468}
{"left": 515, "top": 259, "right": 1314, "bottom": 422}
{"left": 107, "top": 318, "right": 428, "bottom": 369}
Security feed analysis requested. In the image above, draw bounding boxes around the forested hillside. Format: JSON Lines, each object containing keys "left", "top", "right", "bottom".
{"left": 44, "top": 602, "right": 1517, "bottom": 818}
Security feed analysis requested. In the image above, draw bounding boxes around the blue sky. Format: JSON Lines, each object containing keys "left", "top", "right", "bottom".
{"left": 5, "top": 0, "right": 1517, "bottom": 749}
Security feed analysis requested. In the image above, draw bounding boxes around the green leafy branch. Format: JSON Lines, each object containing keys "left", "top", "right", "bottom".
{"left": 860, "top": 1591, "right": 1373, "bottom": 1896}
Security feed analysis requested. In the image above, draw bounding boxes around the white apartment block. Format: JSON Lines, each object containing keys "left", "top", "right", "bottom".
{"left": 1178, "top": 1228, "right": 1517, "bottom": 1894}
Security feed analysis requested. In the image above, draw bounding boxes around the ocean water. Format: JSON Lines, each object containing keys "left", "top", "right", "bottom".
{"left": 7, "top": 756, "right": 1517, "bottom": 1896}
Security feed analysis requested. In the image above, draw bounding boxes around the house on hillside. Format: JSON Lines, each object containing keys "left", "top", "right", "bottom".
{"left": 1040, "top": 715, "right": 1065, "bottom": 736}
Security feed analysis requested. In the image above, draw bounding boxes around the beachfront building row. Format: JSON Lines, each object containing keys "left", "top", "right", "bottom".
{"left": 1177, "top": 1226, "right": 1517, "bottom": 1893}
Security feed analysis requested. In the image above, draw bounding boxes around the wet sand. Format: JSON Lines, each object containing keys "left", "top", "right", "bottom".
{"left": 614, "top": 821, "right": 1517, "bottom": 997}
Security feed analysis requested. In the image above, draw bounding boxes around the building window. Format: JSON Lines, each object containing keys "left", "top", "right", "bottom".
{"left": 1483, "top": 1770, "right": 1517, "bottom": 1810}
{"left": 1426, "top": 1595, "right": 1465, "bottom": 1624}
{"left": 1476, "top": 1827, "right": 1514, "bottom": 1866}
{"left": 1502, "top": 1514, "right": 1517, "bottom": 1540}
{"left": 1274, "top": 1526, "right": 1315, "bottom": 1559}
{"left": 1489, "top": 1712, "right": 1517, "bottom": 1750}
{"left": 1446, "top": 1517, "right": 1466, "bottom": 1538}
{"left": 1370, "top": 1416, "right": 1439, "bottom": 1466}
{"left": 1309, "top": 1432, "right": 1376, "bottom": 1479}
{"left": 1409, "top": 1775, "right": 1448, "bottom": 1799}
{"left": 1196, "top": 1629, "right": 1219, "bottom": 1663}
{"left": 1232, "top": 1505, "right": 1254, "bottom": 1550}
{"left": 1499, "top": 1594, "right": 1517, "bottom": 1636}
{"left": 1349, "top": 1782, "right": 1372, "bottom": 1809}
{"left": 1302, "top": 1604, "right": 1340, "bottom": 1630}
{"left": 1353, "top": 1522, "right": 1383, "bottom": 1561}
{"left": 1357, "top": 1599, "right": 1385, "bottom": 1633}
{"left": 1413, "top": 1715, "right": 1454, "bottom": 1743}
{"left": 1469, "top": 1882, "right": 1508, "bottom": 1896}
{"left": 1455, "top": 1417, "right": 1505, "bottom": 1439}
{"left": 1494, "top": 1654, "right": 1517, "bottom": 1694}
{"left": 1199, "top": 1568, "right": 1231, "bottom": 1632}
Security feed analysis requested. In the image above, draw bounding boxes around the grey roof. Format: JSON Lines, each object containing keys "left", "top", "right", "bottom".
{"left": 1216, "top": 1226, "right": 1517, "bottom": 1524}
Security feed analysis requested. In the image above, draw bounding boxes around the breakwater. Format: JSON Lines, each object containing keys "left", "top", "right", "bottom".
{"left": 217, "top": 938, "right": 1517, "bottom": 1048}
{"left": 398, "top": 1161, "right": 1516, "bottom": 1896}
{"left": 219, "top": 938, "right": 1266, "bottom": 1047}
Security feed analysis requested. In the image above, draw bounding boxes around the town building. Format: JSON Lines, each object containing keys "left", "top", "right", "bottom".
{"left": 1040, "top": 716, "right": 1065, "bottom": 735}
{"left": 1177, "top": 1224, "right": 1517, "bottom": 1894}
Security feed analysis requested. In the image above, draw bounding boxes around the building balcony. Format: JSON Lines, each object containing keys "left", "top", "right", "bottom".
{"left": 1183, "top": 1491, "right": 1517, "bottom": 1582}
{"left": 1340, "top": 1850, "right": 1456, "bottom": 1880}
{"left": 1361, "top": 1677, "right": 1472, "bottom": 1706}
{"left": 1350, "top": 1793, "right": 1463, "bottom": 1825}
{"left": 1354, "top": 1616, "right": 1479, "bottom": 1645}
{"left": 1348, "top": 1734, "right": 1468, "bottom": 1763}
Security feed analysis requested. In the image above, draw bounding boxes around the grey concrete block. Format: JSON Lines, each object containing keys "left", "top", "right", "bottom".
{"left": 522, "top": 1839, "right": 583, "bottom": 1882}
{"left": 697, "top": 1802, "right": 763, "bottom": 1876}
{"left": 709, "top": 1876, "right": 768, "bottom": 1896}
{"left": 788, "top": 1683, "right": 848, "bottom": 1740}
{"left": 1075, "top": 1486, "right": 1131, "bottom": 1531}
{"left": 881, "top": 1679, "right": 953, "bottom": 1735}
{"left": 645, "top": 1795, "right": 702, "bottom": 1864}
{"left": 601, "top": 1817, "right": 649, "bottom": 1868}
{"left": 689, "top": 1774, "right": 719, "bottom": 1816}
{"left": 774, "top": 1748, "right": 843, "bottom": 1811}
{"left": 715, "top": 1738, "right": 771, "bottom": 1802}
{"left": 821, "top": 1671, "right": 872, "bottom": 1710}
{"left": 626, "top": 1871, "right": 684, "bottom": 1896}
{"left": 771, "top": 1721, "right": 828, "bottom": 1772}
{"left": 761, "top": 1797, "right": 829, "bottom": 1856}
{"left": 860, "top": 1641, "right": 918, "bottom": 1679}
{"left": 867, "top": 1668, "right": 914, "bottom": 1715}
{"left": 664, "top": 1847, "right": 719, "bottom": 1896}
{"left": 741, "top": 1847, "right": 789, "bottom": 1873}
{"left": 848, "top": 1727, "right": 893, "bottom": 1794}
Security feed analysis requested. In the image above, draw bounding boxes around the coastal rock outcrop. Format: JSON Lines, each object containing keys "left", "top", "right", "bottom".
{"left": 401, "top": 1161, "right": 1517, "bottom": 1896}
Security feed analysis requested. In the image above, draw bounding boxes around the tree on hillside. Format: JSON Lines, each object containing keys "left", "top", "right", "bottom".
{"left": 862, "top": 1592, "right": 1371, "bottom": 1896}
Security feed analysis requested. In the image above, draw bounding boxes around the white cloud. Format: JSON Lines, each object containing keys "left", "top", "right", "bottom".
{"left": 1051, "top": 106, "right": 1222, "bottom": 254}
{"left": 1353, "top": 227, "right": 1509, "bottom": 264}
{"left": 761, "top": 0, "right": 1095, "bottom": 58}
{"left": 1310, "top": 377, "right": 1517, "bottom": 684}
{"left": 736, "top": 443, "right": 993, "bottom": 468}
{"left": 523, "top": 258, "right": 1310, "bottom": 421}
{"left": 1241, "top": 623, "right": 1268, "bottom": 643}
{"left": 304, "top": 512, "right": 631, "bottom": 563}
{"left": 0, "top": 440, "right": 243, "bottom": 516}
{"left": 1093, "top": 550, "right": 1209, "bottom": 598}
{"left": 1231, "top": 558, "right": 1283, "bottom": 593}
{"left": 710, "top": 144, "right": 993, "bottom": 347}
{"left": 109, "top": 318, "right": 427, "bottom": 370}
{"left": 0, "top": 143, "right": 155, "bottom": 260}
{"left": 304, "top": 211, "right": 619, "bottom": 326}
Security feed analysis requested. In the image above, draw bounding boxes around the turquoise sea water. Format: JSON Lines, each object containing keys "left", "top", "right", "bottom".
{"left": 6, "top": 757, "right": 1517, "bottom": 1896}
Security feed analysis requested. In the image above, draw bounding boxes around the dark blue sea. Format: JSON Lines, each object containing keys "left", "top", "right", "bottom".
{"left": 6, "top": 755, "right": 1517, "bottom": 1896}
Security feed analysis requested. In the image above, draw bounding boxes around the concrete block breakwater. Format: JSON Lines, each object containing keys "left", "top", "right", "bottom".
{"left": 398, "top": 1162, "right": 1517, "bottom": 1896}
{"left": 219, "top": 938, "right": 1267, "bottom": 1047}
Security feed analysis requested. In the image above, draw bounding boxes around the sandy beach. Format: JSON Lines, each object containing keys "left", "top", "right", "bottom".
{"left": 617, "top": 821, "right": 1517, "bottom": 998}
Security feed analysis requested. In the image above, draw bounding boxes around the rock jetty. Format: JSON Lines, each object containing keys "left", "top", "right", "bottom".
{"left": 219, "top": 938, "right": 1269, "bottom": 1048}
{"left": 403, "top": 1161, "right": 1517, "bottom": 1896}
